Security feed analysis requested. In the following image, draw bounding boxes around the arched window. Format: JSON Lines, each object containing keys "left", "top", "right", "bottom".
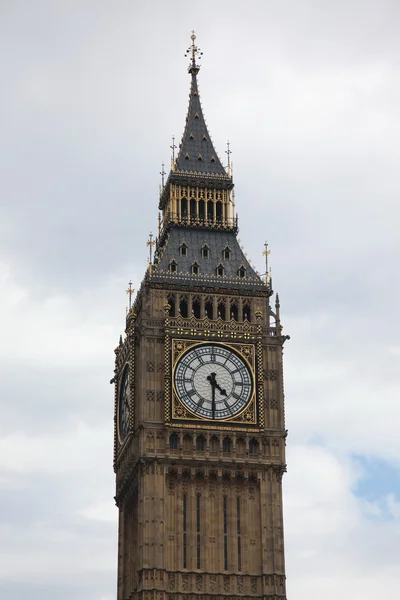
{"left": 216, "top": 201, "right": 222, "bottom": 222}
{"left": 190, "top": 198, "right": 196, "bottom": 221}
{"left": 236, "top": 437, "right": 246, "bottom": 456}
{"left": 205, "top": 297, "right": 213, "bottom": 319}
{"left": 217, "top": 300, "right": 226, "bottom": 320}
{"left": 243, "top": 300, "right": 251, "bottom": 322}
{"left": 169, "top": 433, "right": 178, "bottom": 450}
{"left": 183, "top": 433, "right": 192, "bottom": 452}
{"left": 180, "top": 243, "right": 188, "bottom": 256}
{"left": 167, "top": 294, "right": 176, "bottom": 317}
{"left": 192, "top": 296, "right": 201, "bottom": 319}
{"left": 199, "top": 199, "right": 205, "bottom": 220}
{"left": 210, "top": 435, "right": 219, "bottom": 455}
{"left": 207, "top": 200, "right": 213, "bottom": 221}
{"left": 192, "top": 262, "right": 200, "bottom": 275}
{"left": 223, "top": 246, "right": 231, "bottom": 260}
{"left": 230, "top": 300, "right": 239, "bottom": 321}
{"left": 223, "top": 437, "right": 232, "bottom": 453}
{"left": 181, "top": 197, "right": 188, "bottom": 220}
{"left": 201, "top": 244, "right": 209, "bottom": 258}
{"left": 196, "top": 435, "right": 205, "bottom": 452}
{"left": 169, "top": 260, "right": 177, "bottom": 273}
{"left": 179, "top": 296, "right": 188, "bottom": 318}
{"left": 249, "top": 439, "right": 259, "bottom": 455}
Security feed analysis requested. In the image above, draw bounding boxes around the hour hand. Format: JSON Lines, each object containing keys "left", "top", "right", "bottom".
{"left": 215, "top": 382, "right": 227, "bottom": 396}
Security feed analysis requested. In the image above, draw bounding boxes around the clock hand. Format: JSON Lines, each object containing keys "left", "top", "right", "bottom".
{"left": 207, "top": 373, "right": 217, "bottom": 419}
{"left": 214, "top": 382, "right": 227, "bottom": 396}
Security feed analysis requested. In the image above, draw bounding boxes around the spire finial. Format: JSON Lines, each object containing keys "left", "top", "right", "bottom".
{"left": 160, "top": 162, "right": 166, "bottom": 188}
{"left": 185, "top": 30, "right": 203, "bottom": 75}
{"left": 226, "top": 141, "right": 232, "bottom": 176}
{"left": 262, "top": 242, "right": 272, "bottom": 286}
{"left": 126, "top": 280, "right": 135, "bottom": 311}
{"left": 147, "top": 231, "right": 156, "bottom": 264}
{"left": 170, "top": 135, "right": 177, "bottom": 161}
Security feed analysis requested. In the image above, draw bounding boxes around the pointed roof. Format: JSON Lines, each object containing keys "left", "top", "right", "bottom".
{"left": 175, "top": 32, "right": 230, "bottom": 178}
{"left": 159, "top": 33, "right": 232, "bottom": 211}
{"left": 176, "top": 71, "right": 227, "bottom": 176}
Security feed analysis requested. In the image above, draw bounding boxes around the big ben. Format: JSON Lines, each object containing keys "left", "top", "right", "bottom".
{"left": 113, "top": 32, "right": 289, "bottom": 600}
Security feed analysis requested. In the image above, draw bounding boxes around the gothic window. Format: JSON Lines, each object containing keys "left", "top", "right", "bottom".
{"left": 205, "top": 297, "right": 213, "bottom": 319}
{"left": 196, "top": 435, "right": 205, "bottom": 452}
{"left": 183, "top": 433, "right": 192, "bottom": 452}
{"left": 216, "top": 264, "right": 224, "bottom": 277}
{"left": 243, "top": 300, "right": 251, "bottom": 322}
{"left": 169, "top": 260, "right": 177, "bottom": 273}
{"left": 167, "top": 294, "right": 176, "bottom": 317}
{"left": 192, "top": 296, "right": 201, "bottom": 319}
{"left": 199, "top": 199, "right": 205, "bottom": 220}
{"left": 189, "top": 132, "right": 194, "bottom": 139}
{"left": 190, "top": 198, "right": 196, "bottom": 221}
{"left": 169, "top": 433, "right": 178, "bottom": 450}
{"left": 236, "top": 437, "right": 246, "bottom": 456}
{"left": 179, "top": 295, "right": 189, "bottom": 318}
{"left": 211, "top": 155, "right": 216, "bottom": 162}
{"left": 223, "top": 437, "right": 232, "bottom": 453}
{"left": 192, "top": 262, "right": 200, "bottom": 275}
{"left": 202, "top": 135, "right": 207, "bottom": 141}
{"left": 238, "top": 266, "right": 246, "bottom": 278}
{"left": 223, "top": 246, "right": 231, "bottom": 259}
{"left": 198, "top": 154, "right": 203, "bottom": 161}
{"left": 210, "top": 435, "right": 219, "bottom": 455}
{"left": 230, "top": 299, "right": 238, "bottom": 321}
{"left": 185, "top": 153, "right": 190, "bottom": 160}
{"left": 180, "top": 242, "right": 188, "bottom": 256}
{"left": 201, "top": 244, "right": 209, "bottom": 258}
{"left": 216, "top": 201, "right": 222, "bottom": 222}
{"left": 217, "top": 300, "right": 226, "bottom": 320}
{"left": 181, "top": 198, "right": 188, "bottom": 219}
{"left": 249, "top": 439, "right": 259, "bottom": 455}
{"left": 207, "top": 200, "right": 213, "bottom": 221}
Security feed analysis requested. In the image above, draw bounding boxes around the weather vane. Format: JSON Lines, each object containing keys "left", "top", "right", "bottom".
{"left": 126, "top": 280, "right": 135, "bottom": 310}
{"left": 147, "top": 231, "right": 156, "bottom": 264}
{"left": 185, "top": 30, "right": 203, "bottom": 73}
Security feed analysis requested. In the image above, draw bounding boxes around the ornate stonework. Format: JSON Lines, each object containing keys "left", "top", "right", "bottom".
{"left": 113, "top": 33, "right": 289, "bottom": 600}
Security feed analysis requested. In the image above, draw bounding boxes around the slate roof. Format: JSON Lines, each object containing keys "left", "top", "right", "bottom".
{"left": 151, "top": 227, "right": 268, "bottom": 292}
{"left": 175, "top": 72, "right": 229, "bottom": 177}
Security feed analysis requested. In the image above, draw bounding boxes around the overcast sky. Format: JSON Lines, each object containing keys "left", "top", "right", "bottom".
{"left": 1, "top": 1, "right": 399, "bottom": 598}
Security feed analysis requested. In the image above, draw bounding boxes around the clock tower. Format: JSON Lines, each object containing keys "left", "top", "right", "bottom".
{"left": 113, "top": 33, "right": 289, "bottom": 600}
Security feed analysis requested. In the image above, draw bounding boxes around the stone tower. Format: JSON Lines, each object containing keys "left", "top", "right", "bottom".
{"left": 113, "top": 32, "right": 289, "bottom": 600}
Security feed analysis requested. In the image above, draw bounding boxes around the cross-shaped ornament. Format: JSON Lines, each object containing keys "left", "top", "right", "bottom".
{"left": 126, "top": 280, "right": 135, "bottom": 310}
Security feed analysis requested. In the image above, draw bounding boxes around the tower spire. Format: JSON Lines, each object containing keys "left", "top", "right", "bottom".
{"left": 174, "top": 32, "right": 229, "bottom": 177}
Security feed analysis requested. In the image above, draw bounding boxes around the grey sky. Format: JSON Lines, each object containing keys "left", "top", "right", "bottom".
{"left": 1, "top": 1, "right": 399, "bottom": 598}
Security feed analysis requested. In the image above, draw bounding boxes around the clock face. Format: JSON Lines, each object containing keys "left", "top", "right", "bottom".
{"left": 174, "top": 344, "right": 253, "bottom": 421}
{"left": 118, "top": 366, "right": 130, "bottom": 443}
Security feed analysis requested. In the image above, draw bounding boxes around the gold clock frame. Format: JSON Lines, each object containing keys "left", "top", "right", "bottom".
{"left": 168, "top": 339, "right": 258, "bottom": 427}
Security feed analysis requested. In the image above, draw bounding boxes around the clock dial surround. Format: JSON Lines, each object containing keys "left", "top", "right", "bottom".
{"left": 118, "top": 366, "right": 130, "bottom": 443}
{"left": 173, "top": 343, "right": 254, "bottom": 421}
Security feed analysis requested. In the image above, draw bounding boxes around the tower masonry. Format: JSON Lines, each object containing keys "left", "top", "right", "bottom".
{"left": 113, "top": 32, "right": 290, "bottom": 600}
